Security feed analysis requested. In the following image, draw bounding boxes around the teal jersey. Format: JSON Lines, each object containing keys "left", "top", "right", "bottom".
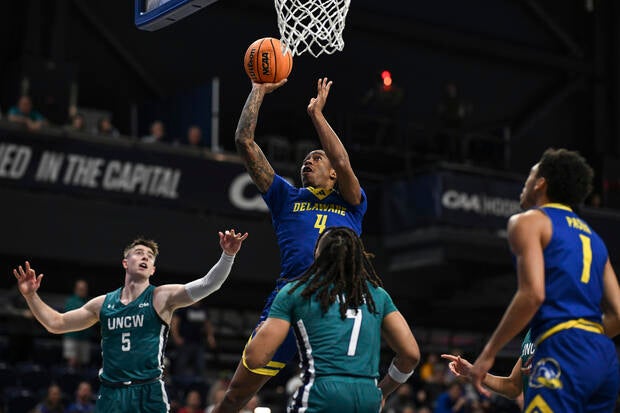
{"left": 269, "top": 280, "right": 398, "bottom": 379}
{"left": 99, "top": 285, "right": 169, "bottom": 382}
{"left": 520, "top": 329, "right": 535, "bottom": 394}
{"left": 530, "top": 204, "right": 608, "bottom": 340}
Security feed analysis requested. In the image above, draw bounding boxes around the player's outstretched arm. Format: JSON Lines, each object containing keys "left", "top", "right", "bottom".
{"left": 155, "top": 229, "right": 248, "bottom": 322}
{"left": 470, "top": 212, "right": 545, "bottom": 396}
{"left": 307, "top": 77, "right": 362, "bottom": 206}
{"left": 243, "top": 317, "right": 291, "bottom": 370}
{"left": 13, "top": 261, "right": 101, "bottom": 334}
{"left": 602, "top": 259, "right": 620, "bottom": 337}
{"left": 235, "top": 81, "right": 286, "bottom": 193}
{"left": 378, "top": 311, "right": 420, "bottom": 400}
{"left": 442, "top": 354, "right": 523, "bottom": 400}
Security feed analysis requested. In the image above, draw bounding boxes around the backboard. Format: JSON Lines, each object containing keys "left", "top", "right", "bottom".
{"left": 135, "top": 0, "right": 219, "bottom": 31}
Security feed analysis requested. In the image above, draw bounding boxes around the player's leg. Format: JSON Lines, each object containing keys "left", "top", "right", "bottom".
{"left": 585, "top": 336, "right": 620, "bottom": 413}
{"left": 211, "top": 360, "right": 272, "bottom": 413}
{"left": 213, "top": 327, "right": 297, "bottom": 413}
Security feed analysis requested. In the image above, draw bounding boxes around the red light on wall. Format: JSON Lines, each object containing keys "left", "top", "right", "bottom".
{"left": 381, "top": 70, "right": 392, "bottom": 90}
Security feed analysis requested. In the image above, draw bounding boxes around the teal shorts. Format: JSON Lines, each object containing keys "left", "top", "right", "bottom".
{"left": 96, "top": 380, "right": 170, "bottom": 413}
{"left": 289, "top": 376, "right": 382, "bottom": 413}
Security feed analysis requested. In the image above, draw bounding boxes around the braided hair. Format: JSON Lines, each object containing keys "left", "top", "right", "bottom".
{"left": 289, "top": 227, "right": 383, "bottom": 319}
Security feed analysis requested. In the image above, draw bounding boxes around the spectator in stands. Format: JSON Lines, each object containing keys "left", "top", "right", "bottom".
{"left": 205, "top": 378, "right": 229, "bottom": 413}
{"left": 7, "top": 95, "right": 46, "bottom": 131}
{"left": 413, "top": 388, "right": 431, "bottom": 410}
{"left": 94, "top": 116, "right": 120, "bottom": 138}
{"left": 142, "top": 120, "right": 167, "bottom": 143}
{"left": 433, "top": 382, "right": 468, "bottom": 413}
{"left": 170, "top": 300, "right": 216, "bottom": 378}
{"left": 186, "top": 125, "right": 203, "bottom": 147}
{"left": 383, "top": 383, "right": 414, "bottom": 413}
{"left": 435, "top": 82, "right": 473, "bottom": 162}
{"left": 401, "top": 405, "right": 416, "bottom": 413}
{"left": 419, "top": 353, "right": 439, "bottom": 382}
{"left": 66, "top": 381, "right": 95, "bottom": 413}
{"left": 33, "top": 383, "right": 65, "bottom": 413}
{"left": 63, "top": 279, "right": 94, "bottom": 369}
{"left": 178, "top": 389, "right": 204, "bottom": 413}
{"left": 64, "top": 113, "right": 87, "bottom": 134}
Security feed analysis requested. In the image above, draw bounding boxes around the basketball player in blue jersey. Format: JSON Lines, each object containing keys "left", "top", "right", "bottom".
{"left": 12, "top": 229, "right": 248, "bottom": 413}
{"left": 244, "top": 227, "right": 420, "bottom": 412}
{"left": 469, "top": 148, "right": 620, "bottom": 412}
{"left": 213, "top": 78, "right": 366, "bottom": 413}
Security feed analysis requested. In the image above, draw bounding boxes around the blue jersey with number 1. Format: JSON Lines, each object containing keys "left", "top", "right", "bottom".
{"left": 524, "top": 204, "right": 619, "bottom": 413}
{"left": 262, "top": 174, "right": 367, "bottom": 288}
{"left": 530, "top": 204, "right": 607, "bottom": 339}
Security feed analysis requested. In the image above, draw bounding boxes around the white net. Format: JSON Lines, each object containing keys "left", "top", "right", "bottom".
{"left": 275, "top": 0, "right": 351, "bottom": 58}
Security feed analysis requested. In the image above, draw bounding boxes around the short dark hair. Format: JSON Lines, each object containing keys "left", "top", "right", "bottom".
{"left": 123, "top": 237, "right": 159, "bottom": 258}
{"left": 537, "top": 148, "right": 593, "bottom": 206}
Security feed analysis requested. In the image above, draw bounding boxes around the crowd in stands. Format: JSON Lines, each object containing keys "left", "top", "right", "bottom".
{"left": 0, "top": 95, "right": 206, "bottom": 150}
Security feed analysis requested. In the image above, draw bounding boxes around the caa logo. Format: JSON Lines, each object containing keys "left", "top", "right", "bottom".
{"left": 529, "top": 357, "right": 563, "bottom": 390}
{"left": 138, "top": 303, "right": 150, "bottom": 308}
{"left": 228, "top": 174, "right": 269, "bottom": 212}
{"left": 228, "top": 173, "right": 295, "bottom": 212}
{"left": 441, "top": 189, "right": 520, "bottom": 217}
{"left": 441, "top": 190, "right": 481, "bottom": 213}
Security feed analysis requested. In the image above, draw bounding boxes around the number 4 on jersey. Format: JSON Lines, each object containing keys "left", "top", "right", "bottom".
{"left": 314, "top": 214, "right": 327, "bottom": 234}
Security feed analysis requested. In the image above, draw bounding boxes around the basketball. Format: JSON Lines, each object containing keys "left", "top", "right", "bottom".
{"left": 244, "top": 37, "right": 293, "bottom": 83}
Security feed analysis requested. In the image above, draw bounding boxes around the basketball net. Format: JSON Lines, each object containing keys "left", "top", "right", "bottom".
{"left": 275, "top": 0, "right": 351, "bottom": 58}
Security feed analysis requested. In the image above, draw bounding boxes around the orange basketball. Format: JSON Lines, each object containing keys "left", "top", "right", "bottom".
{"left": 244, "top": 37, "right": 293, "bottom": 83}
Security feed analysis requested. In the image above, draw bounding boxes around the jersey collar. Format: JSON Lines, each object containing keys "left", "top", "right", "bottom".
{"left": 306, "top": 186, "right": 334, "bottom": 200}
{"left": 541, "top": 203, "right": 573, "bottom": 212}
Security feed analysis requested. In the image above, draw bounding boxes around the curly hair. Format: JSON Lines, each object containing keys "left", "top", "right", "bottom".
{"left": 123, "top": 236, "right": 159, "bottom": 258}
{"left": 537, "top": 148, "right": 593, "bottom": 206}
{"left": 289, "top": 227, "right": 383, "bottom": 319}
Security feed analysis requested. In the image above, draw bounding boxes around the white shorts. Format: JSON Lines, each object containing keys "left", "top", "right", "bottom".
{"left": 63, "top": 337, "right": 91, "bottom": 364}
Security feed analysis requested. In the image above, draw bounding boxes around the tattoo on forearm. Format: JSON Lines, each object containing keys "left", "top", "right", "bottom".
{"left": 235, "top": 89, "right": 273, "bottom": 191}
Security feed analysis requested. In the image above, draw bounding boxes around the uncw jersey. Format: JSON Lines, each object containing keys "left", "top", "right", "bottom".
{"left": 520, "top": 329, "right": 535, "bottom": 393}
{"left": 530, "top": 204, "right": 608, "bottom": 340}
{"left": 269, "top": 280, "right": 398, "bottom": 379}
{"left": 262, "top": 174, "right": 367, "bottom": 287}
{"left": 99, "top": 285, "right": 169, "bottom": 382}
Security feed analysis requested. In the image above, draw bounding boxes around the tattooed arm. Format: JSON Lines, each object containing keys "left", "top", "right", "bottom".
{"left": 235, "top": 80, "right": 287, "bottom": 193}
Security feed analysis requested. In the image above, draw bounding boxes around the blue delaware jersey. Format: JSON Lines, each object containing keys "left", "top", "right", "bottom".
{"left": 262, "top": 174, "right": 367, "bottom": 286}
{"left": 530, "top": 204, "right": 608, "bottom": 340}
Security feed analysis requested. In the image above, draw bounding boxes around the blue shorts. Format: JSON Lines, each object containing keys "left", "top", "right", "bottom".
{"left": 242, "top": 287, "right": 297, "bottom": 376}
{"left": 525, "top": 328, "right": 619, "bottom": 413}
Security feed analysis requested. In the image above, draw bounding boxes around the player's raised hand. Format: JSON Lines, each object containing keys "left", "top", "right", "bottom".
{"left": 219, "top": 229, "right": 249, "bottom": 256}
{"left": 252, "top": 79, "right": 288, "bottom": 95}
{"left": 13, "top": 261, "right": 44, "bottom": 297}
{"left": 441, "top": 354, "right": 474, "bottom": 378}
{"left": 307, "top": 77, "right": 333, "bottom": 115}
